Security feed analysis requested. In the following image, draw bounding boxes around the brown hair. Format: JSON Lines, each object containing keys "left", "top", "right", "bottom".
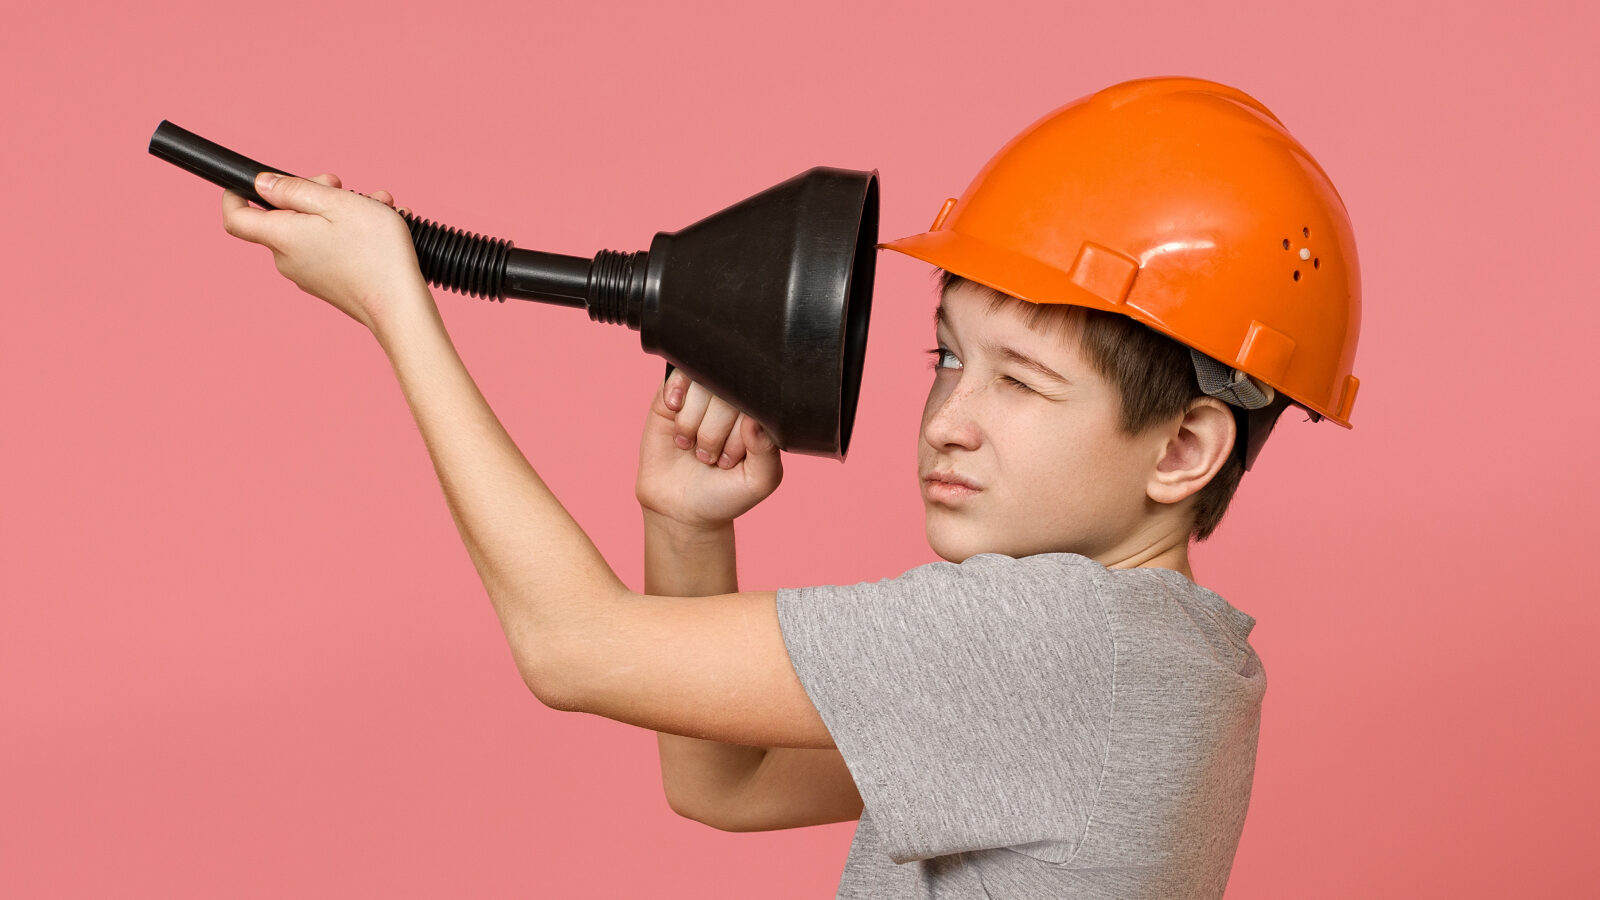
{"left": 937, "top": 271, "right": 1246, "bottom": 541}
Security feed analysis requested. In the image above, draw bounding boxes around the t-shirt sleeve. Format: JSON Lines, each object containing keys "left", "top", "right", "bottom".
{"left": 775, "top": 552, "right": 1115, "bottom": 864}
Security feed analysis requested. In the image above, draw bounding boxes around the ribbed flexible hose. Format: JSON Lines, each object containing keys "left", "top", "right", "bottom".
{"left": 400, "top": 211, "right": 512, "bottom": 302}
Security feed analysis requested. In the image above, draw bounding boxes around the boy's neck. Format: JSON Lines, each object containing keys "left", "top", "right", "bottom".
{"left": 1102, "top": 540, "right": 1195, "bottom": 583}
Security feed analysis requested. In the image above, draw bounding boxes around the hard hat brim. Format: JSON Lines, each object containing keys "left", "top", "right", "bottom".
{"left": 879, "top": 228, "right": 1354, "bottom": 429}
{"left": 881, "top": 228, "right": 1113, "bottom": 313}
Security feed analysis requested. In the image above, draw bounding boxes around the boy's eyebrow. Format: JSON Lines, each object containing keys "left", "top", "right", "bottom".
{"left": 986, "top": 343, "right": 1072, "bottom": 385}
{"left": 934, "top": 303, "right": 1072, "bottom": 385}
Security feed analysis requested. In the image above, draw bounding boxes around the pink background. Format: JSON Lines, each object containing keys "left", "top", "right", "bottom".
{"left": 5, "top": 0, "right": 1597, "bottom": 896}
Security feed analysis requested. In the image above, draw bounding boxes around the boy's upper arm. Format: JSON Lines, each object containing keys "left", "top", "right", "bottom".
{"left": 550, "top": 589, "right": 837, "bottom": 750}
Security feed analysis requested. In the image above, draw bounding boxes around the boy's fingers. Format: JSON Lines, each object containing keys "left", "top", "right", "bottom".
{"left": 722, "top": 415, "right": 749, "bottom": 467}
{"left": 696, "top": 396, "right": 739, "bottom": 464}
{"left": 673, "top": 381, "right": 713, "bottom": 449}
{"left": 221, "top": 188, "right": 278, "bottom": 246}
{"left": 303, "top": 172, "right": 393, "bottom": 207}
{"left": 664, "top": 369, "right": 688, "bottom": 411}
{"left": 648, "top": 369, "right": 687, "bottom": 423}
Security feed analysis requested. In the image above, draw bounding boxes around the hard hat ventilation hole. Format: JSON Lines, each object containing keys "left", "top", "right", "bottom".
{"left": 1293, "top": 270, "right": 1301, "bottom": 281}
{"left": 1281, "top": 238, "right": 1290, "bottom": 250}
{"left": 1302, "top": 226, "right": 1310, "bottom": 238}
{"left": 1313, "top": 258, "right": 1320, "bottom": 269}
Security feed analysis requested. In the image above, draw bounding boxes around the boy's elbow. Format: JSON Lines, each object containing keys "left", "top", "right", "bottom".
{"left": 497, "top": 616, "right": 583, "bottom": 712}
{"left": 521, "top": 663, "right": 580, "bottom": 712}
{"left": 665, "top": 789, "right": 741, "bottom": 832}
{"left": 517, "top": 638, "right": 588, "bottom": 712}
{"left": 499, "top": 586, "right": 621, "bottom": 714}
{"left": 665, "top": 791, "right": 713, "bottom": 828}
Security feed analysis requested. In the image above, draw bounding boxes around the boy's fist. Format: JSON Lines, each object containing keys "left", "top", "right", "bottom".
{"left": 636, "top": 369, "right": 783, "bottom": 529}
{"left": 221, "top": 172, "right": 427, "bottom": 334}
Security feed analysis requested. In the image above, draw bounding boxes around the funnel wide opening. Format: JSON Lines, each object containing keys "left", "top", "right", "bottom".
{"left": 837, "top": 174, "right": 879, "bottom": 458}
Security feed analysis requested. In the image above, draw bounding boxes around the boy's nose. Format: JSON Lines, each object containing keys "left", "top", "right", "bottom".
{"left": 922, "top": 385, "right": 983, "bottom": 451}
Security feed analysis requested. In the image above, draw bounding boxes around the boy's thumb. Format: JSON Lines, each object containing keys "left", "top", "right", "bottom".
{"left": 253, "top": 171, "right": 283, "bottom": 202}
{"left": 254, "top": 171, "right": 325, "bottom": 214}
{"left": 750, "top": 419, "right": 777, "bottom": 453}
{"left": 741, "top": 417, "right": 782, "bottom": 483}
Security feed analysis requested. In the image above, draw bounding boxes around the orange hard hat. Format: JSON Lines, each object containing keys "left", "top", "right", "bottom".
{"left": 882, "top": 76, "right": 1361, "bottom": 432}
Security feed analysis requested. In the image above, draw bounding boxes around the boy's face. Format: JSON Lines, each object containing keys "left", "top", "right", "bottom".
{"left": 920, "top": 282, "right": 1160, "bottom": 563}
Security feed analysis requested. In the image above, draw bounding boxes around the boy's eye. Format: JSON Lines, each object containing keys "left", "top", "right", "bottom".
{"left": 926, "top": 348, "right": 961, "bottom": 371}
{"left": 926, "top": 349, "right": 1035, "bottom": 392}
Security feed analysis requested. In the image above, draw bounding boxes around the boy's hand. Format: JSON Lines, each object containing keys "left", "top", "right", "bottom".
{"left": 220, "top": 171, "right": 427, "bottom": 334}
{"left": 637, "top": 370, "right": 783, "bottom": 530}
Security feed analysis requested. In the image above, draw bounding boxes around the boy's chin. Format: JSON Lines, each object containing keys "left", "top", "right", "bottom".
{"left": 926, "top": 514, "right": 1082, "bottom": 562}
{"left": 925, "top": 518, "right": 1009, "bottom": 563}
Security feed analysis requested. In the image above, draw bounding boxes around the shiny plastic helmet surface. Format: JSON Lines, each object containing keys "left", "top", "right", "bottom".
{"left": 882, "top": 76, "right": 1361, "bottom": 427}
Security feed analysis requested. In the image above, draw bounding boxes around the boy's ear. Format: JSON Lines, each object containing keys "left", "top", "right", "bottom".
{"left": 1147, "top": 397, "right": 1235, "bottom": 506}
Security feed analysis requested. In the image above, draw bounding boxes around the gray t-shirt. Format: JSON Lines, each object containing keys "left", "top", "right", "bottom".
{"left": 775, "top": 552, "right": 1265, "bottom": 899}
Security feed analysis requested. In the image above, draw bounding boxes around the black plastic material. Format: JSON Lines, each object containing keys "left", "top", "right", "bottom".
{"left": 149, "top": 120, "right": 878, "bottom": 459}
{"left": 403, "top": 213, "right": 514, "bottom": 302}
{"left": 641, "top": 167, "right": 878, "bottom": 458}
{"left": 149, "top": 120, "right": 288, "bottom": 209}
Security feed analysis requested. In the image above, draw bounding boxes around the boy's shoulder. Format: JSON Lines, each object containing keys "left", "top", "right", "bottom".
{"left": 907, "top": 550, "right": 1222, "bottom": 601}
{"left": 896, "top": 551, "right": 1259, "bottom": 659}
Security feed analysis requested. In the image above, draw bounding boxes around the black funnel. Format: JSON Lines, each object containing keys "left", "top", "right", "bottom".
{"left": 641, "top": 169, "right": 877, "bottom": 458}
{"left": 148, "top": 121, "right": 878, "bottom": 460}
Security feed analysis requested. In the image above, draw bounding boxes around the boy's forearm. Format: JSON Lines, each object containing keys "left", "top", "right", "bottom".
{"left": 642, "top": 509, "right": 769, "bottom": 825}
{"left": 371, "top": 289, "right": 627, "bottom": 706}
{"left": 369, "top": 284, "right": 765, "bottom": 819}
{"left": 642, "top": 511, "right": 738, "bottom": 596}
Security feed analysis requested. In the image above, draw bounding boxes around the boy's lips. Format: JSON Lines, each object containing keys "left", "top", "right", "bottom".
{"left": 924, "top": 470, "right": 981, "bottom": 490}
{"left": 923, "top": 470, "right": 982, "bottom": 503}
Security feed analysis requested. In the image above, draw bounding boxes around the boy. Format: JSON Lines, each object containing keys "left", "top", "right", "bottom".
{"left": 220, "top": 75, "right": 1359, "bottom": 898}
